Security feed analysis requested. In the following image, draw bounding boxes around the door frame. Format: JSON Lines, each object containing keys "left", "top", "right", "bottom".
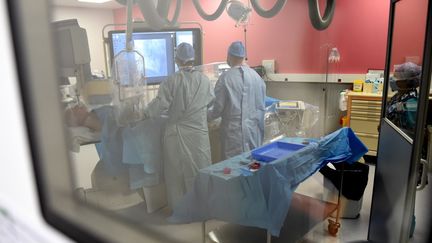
{"left": 369, "top": 0, "right": 432, "bottom": 241}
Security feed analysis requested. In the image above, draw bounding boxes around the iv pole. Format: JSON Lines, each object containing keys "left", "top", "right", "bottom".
{"left": 323, "top": 45, "right": 340, "bottom": 135}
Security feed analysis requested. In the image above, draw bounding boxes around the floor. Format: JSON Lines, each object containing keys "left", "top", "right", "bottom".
{"left": 110, "top": 164, "right": 431, "bottom": 243}
{"left": 410, "top": 173, "right": 432, "bottom": 243}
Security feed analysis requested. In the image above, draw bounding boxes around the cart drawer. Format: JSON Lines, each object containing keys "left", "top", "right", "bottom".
{"left": 350, "top": 110, "right": 381, "bottom": 119}
{"left": 350, "top": 117, "right": 380, "bottom": 135}
{"left": 351, "top": 99, "right": 382, "bottom": 107}
{"left": 351, "top": 105, "right": 382, "bottom": 113}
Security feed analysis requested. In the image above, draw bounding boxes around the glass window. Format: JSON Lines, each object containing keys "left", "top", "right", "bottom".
{"left": 384, "top": 0, "right": 429, "bottom": 139}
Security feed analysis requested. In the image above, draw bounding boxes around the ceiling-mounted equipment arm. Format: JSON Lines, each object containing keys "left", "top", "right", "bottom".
{"left": 308, "top": 0, "right": 336, "bottom": 30}
{"left": 192, "top": 0, "right": 228, "bottom": 21}
{"left": 249, "top": 0, "right": 287, "bottom": 18}
{"left": 116, "top": 0, "right": 181, "bottom": 30}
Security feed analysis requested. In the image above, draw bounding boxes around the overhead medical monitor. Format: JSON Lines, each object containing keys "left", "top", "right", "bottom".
{"left": 109, "top": 28, "right": 202, "bottom": 84}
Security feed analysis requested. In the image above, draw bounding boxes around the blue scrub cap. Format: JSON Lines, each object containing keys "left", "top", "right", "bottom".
{"left": 228, "top": 41, "right": 245, "bottom": 58}
{"left": 176, "top": 42, "right": 195, "bottom": 62}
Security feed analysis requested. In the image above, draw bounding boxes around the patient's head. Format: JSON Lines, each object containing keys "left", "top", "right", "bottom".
{"left": 65, "top": 104, "right": 101, "bottom": 131}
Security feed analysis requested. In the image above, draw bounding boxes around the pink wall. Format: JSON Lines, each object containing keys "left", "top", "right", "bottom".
{"left": 113, "top": 0, "right": 390, "bottom": 74}
{"left": 327, "top": 0, "right": 390, "bottom": 73}
{"left": 390, "top": 0, "right": 429, "bottom": 69}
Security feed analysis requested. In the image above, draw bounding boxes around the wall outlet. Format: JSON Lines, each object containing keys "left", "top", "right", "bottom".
{"left": 262, "top": 59, "right": 275, "bottom": 74}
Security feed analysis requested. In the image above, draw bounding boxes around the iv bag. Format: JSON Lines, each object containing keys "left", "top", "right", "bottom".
{"left": 112, "top": 50, "right": 148, "bottom": 126}
{"left": 328, "top": 47, "right": 340, "bottom": 63}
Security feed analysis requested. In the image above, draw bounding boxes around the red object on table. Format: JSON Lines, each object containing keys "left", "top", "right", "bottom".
{"left": 249, "top": 162, "right": 261, "bottom": 170}
{"left": 223, "top": 167, "right": 231, "bottom": 174}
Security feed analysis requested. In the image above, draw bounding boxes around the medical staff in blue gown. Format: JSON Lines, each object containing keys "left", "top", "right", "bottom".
{"left": 208, "top": 41, "right": 266, "bottom": 160}
{"left": 143, "top": 43, "right": 214, "bottom": 209}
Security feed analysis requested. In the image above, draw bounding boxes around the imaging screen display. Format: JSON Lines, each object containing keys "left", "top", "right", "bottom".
{"left": 109, "top": 29, "right": 202, "bottom": 84}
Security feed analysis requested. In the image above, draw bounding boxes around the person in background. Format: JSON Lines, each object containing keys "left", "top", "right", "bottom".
{"left": 143, "top": 42, "right": 214, "bottom": 209}
{"left": 208, "top": 41, "right": 266, "bottom": 160}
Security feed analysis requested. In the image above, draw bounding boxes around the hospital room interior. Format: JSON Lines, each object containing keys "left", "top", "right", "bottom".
{"left": 2, "top": 0, "right": 432, "bottom": 242}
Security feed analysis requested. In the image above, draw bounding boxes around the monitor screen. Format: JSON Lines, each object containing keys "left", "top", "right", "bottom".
{"left": 109, "top": 28, "right": 202, "bottom": 85}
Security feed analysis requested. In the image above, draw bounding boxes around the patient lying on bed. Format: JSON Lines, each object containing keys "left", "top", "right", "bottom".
{"left": 66, "top": 104, "right": 167, "bottom": 213}
{"left": 65, "top": 104, "right": 102, "bottom": 131}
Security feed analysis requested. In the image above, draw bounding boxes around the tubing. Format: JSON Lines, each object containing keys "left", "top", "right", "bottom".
{"left": 167, "top": 0, "right": 182, "bottom": 25}
{"left": 250, "top": 0, "right": 287, "bottom": 18}
{"left": 308, "top": 0, "right": 336, "bottom": 30}
{"left": 157, "top": 0, "right": 172, "bottom": 18}
{"left": 136, "top": 0, "right": 167, "bottom": 30}
{"left": 192, "top": 0, "right": 228, "bottom": 21}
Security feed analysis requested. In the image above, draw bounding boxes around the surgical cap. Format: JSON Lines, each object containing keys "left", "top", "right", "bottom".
{"left": 228, "top": 41, "right": 245, "bottom": 58}
{"left": 176, "top": 42, "right": 195, "bottom": 62}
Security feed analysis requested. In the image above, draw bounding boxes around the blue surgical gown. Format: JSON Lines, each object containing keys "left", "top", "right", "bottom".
{"left": 208, "top": 65, "right": 266, "bottom": 160}
{"left": 144, "top": 68, "right": 214, "bottom": 208}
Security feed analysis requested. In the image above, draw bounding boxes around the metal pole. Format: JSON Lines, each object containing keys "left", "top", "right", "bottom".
{"left": 323, "top": 46, "right": 330, "bottom": 135}
{"left": 335, "top": 163, "right": 345, "bottom": 222}
{"left": 202, "top": 221, "right": 206, "bottom": 243}
{"left": 244, "top": 27, "right": 248, "bottom": 61}
{"left": 266, "top": 230, "right": 271, "bottom": 243}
